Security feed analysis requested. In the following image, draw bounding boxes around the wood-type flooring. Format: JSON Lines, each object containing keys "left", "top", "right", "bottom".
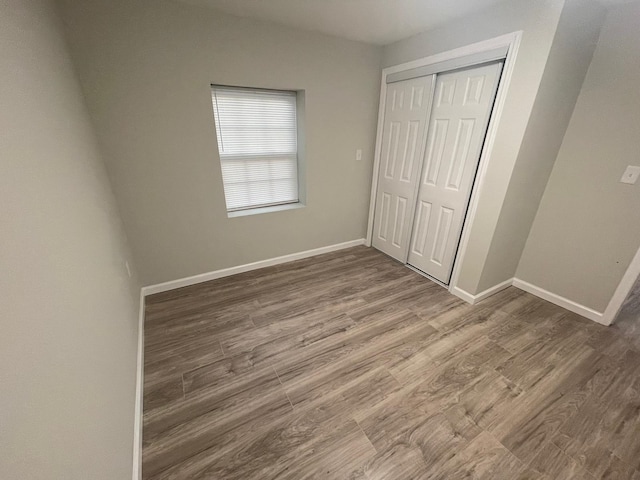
{"left": 143, "top": 246, "right": 640, "bottom": 479}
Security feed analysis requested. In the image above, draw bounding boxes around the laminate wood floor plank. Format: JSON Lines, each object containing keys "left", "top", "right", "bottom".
{"left": 143, "top": 365, "right": 292, "bottom": 477}
{"left": 451, "top": 368, "right": 524, "bottom": 430}
{"left": 275, "top": 308, "right": 438, "bottom": 388}
{"left": 143, "top": 338, "right": 225, "bottom": 386}
{"left": 487, "top": 349, "right": 597, "bottom": 465}
{"left": 530, "top": 440, "right": 599, "bottom": 479}
{"left": 424, "top": 430, "right": 527, "bottom": 480}
{"left": 150, "top": 403, "right": 375, "bottom": 480}
{"left": 142, "top": 246, "right": 640, "bottom": 479}
{"left": 181, "top": 353, "right": 256, "bottom": 395}
{"left": 389, "top": 310, "right": 511, "bottom": 385}
{"left": 144, "top": 308, "right": 254, "bottom": 351}
{"left": 144, "top": 375, "right": 184, "bottom": 413}
{"left": 551, "top": 392, "right": 640, "bottom": 479}
{"left": 220, "top": 311, "right": 358, "bottom": 368}
{"left": 356, "top": 442, "right": 432, "bottom": 480}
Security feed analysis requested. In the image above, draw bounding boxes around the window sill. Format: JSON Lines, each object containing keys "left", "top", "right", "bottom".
{"left": 227, "top": 202, "right": 305, "bottom": 218}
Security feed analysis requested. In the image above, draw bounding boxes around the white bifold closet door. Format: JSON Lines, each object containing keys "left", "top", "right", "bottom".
{"left": 372, "top": 75, "right": 435, "bottom": 260}
{"left": 407, "top": 61, "right": 503, "bottom": 283}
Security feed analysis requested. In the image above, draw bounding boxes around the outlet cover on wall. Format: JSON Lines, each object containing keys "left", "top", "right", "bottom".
{"left": 620, "top": 165, "right": 640, "bottom": 185}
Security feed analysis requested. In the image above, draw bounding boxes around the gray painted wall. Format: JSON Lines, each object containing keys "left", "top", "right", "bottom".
{"left": 477, "top": 0, "right": 606, "bottom": 293}
{"left": 518, "top": 2, "right": 640, "bottom": 313}
{"left": 0, "top": 0, "right": 141, "bottom": 478}
{"left": 58, "top": 0, "right": 383, "bottom": 286}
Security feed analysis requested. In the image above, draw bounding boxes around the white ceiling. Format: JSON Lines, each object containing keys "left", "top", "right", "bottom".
{"left": 179, "top": 0, "right": 516, "bottom": 45}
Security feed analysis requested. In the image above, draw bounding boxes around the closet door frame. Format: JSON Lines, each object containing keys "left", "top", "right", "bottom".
{"left": 366, "top": 31, "right": 523, "bottom": 297}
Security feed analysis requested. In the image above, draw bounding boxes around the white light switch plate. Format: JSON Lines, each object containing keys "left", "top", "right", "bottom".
{"left": 620, "top": 165, "right": 640, "bottom": 185}
{"left": 356, "top": 149, "right": 362, "bottom": 161}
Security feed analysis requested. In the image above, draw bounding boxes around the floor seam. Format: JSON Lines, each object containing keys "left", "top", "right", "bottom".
{"left": 354, "top": 416, "right": 378, "bottom": 454}
{"left": 272, "top": 366, "right": 295, "bottom": 411}
{"left": 485, "top": 428, "right": 537, "bottom": 474}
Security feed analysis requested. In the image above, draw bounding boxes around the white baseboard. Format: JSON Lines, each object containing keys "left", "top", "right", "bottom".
{"left": 475, "top": 277, "right": 514, "bottom": 303}
{"left": 602, "top": 244, "right": 640, "bottom": 326}
{"left": 450, "top": 277, "right": 513, "bottom": 305}
{"left": 132, "top": 293, "right": 144, "bottom": 480}
{"left": 142, "top": 239, "right": 366, "bottom": 296}
{"left": 451, "top": 277, "right": 606, "bottom": 326}
{"left": 450, "top": 286, "right": 476, "bottom": 304}
{"left": 512, "top": 278, "right": 606, "bottom": 325}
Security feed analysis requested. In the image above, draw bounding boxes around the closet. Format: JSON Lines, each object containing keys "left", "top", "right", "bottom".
{"left": 372, "top": 58, "right": 504, "bottom": 284}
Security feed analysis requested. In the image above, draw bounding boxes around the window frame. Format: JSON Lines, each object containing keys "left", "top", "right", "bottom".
{"left": 210, "top": 84, "right": 305, "bottom": 217}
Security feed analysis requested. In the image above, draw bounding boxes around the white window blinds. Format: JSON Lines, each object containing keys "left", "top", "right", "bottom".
{"left": 211, "top": 86, "right": 299, "bottom": 212}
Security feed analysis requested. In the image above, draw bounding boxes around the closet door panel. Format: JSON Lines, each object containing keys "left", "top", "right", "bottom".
{"left": 372, "top": 75, "right": 434, "bottom": 261}
{"left": 408, "top": 62, "right": 503, "bottom": 283}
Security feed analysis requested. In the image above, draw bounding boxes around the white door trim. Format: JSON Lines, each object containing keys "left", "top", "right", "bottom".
{"left": 602, "top": 243, "right": 640, "bottom": 326}
{"left": 366, "top": 31, "right": 523, "bottom": 296}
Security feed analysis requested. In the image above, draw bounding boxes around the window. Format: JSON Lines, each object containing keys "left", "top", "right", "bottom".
{"left": 211, "top": 85, "right": 300, "bottom": 213}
